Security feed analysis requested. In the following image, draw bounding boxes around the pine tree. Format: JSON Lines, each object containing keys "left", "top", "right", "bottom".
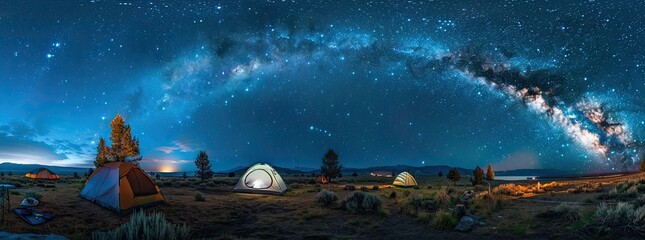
{"left": 486, "top": 164, "right": 495, "bottom": 180}
{"left": 473, "top": 166, "right": 484, "bottom": 185}
{"left": 73, "top": 172, "right": 80, "bottom": 179}
{"left": 94, "top": 114, "right": 141, "bottom": 166}
{"left": 108, "top": 114, "right": 140, "bottom": 163}
{"left": 438, "top": 171, "right": 443, "bottom": 177}
{"left": 640, "top": 156, "right": 645, "bottom": 172}
{"left": 182, "top": 172, "right": 188, "bottom": 179}
{"left": 447, "top": 168, "right": 460, "bottom": 183}
{"left": 194, "top": 151, "right": 213, "bottom": 181}
{"left": 94, "top": 138, "right": 110, "bottom": 168}
{"left": 321, "top": 149, "right": 342, "bottom": 182}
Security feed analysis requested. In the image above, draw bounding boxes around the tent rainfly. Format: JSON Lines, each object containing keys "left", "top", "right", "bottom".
{"left": 80, "top": 162, "right": 165, "bottom": 213}
{"left": 315, "top": 175, "right": 328, "bottom": 184}
{"left": 233, "top": 163, "right": 287, "bottom": 195}
{"left": 25, "top": 168, "right": 60, "bottom": 180}
{"left": 393, "top": 171, "right": 418, "bottom": 187}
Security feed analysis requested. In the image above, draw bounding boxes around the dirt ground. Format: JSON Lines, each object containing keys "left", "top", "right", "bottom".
{"left": 0, "top": 173, "right": 643, "bottom": 239}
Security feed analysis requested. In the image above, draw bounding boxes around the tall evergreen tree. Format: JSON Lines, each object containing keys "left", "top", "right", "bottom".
{"left": 447, "top": 168, "right": 461, "bottom": 183}
{"left": 486, "top": 164, "right": 495, "bottom": 180}
{"left": 194, "top": 151, "right": 213, "bottom": 181}
{"left": 473, "top": 166, "right": 484, "bottom": 185}
{"left": 109, "top": 114, "right": 140, "bottom": 163}
{"left": 94, "top": 137, "right": 110, "bottom": 168}
{"left": 93, "top": 115, "right": 141, "bottom": 167}
{"left": 321, "top": 149, "right": 342, "bottom": 182}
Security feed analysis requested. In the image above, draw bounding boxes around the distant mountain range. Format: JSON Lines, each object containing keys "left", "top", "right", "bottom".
{"left": 1, "top": 162, "right": 574, "bottom": 177}
{"left": 0, "top": 162, "right": 89, "bottom": 175}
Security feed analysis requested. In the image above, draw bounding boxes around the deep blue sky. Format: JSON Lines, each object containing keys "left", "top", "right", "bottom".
{"left": 0, "top": 1, "right": 643, "bottom": 173}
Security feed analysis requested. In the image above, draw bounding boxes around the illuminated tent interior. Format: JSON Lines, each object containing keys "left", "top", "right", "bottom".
{"left": 233, "top": 163, "right": 287, "bottom": 195}
{"left": 25, "top": 168, "right": 60, "bottom": 180}
{"left": 80, "top": 162, "right": 165, "bottom": 213}
{"left": 393, "top": 171, "right": 418, "bottom": 187}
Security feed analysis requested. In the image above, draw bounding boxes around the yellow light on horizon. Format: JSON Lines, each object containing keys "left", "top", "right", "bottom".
{"left": 159, "top": 165, "right": 176, "bottom": 173}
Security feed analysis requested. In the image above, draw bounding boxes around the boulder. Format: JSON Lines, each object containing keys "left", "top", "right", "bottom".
{"left": 454, "top": 216, "right": 476, "bottom": 232}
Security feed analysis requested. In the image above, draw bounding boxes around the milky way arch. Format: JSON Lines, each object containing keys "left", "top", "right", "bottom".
{"left": 157, "top": 28, "right": 642, "bottom": 170}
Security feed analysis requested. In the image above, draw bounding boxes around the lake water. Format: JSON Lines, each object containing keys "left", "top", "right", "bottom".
{"left": 495, "top": 176, "right": 537, "bottom": 181}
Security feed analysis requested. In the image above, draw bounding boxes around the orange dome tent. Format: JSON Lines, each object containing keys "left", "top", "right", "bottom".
{"left": 25, "top": 168, "right": 60, "bottom": 180}
{"left": 315, "top": 175, "right": 328, "bottom": 184}
{"left": 80, "top": 162, "right": 165, "bottom": 213}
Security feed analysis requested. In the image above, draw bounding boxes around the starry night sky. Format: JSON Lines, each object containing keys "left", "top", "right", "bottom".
{"left": 1, "top": 1, "right": 644, "bottom": 173}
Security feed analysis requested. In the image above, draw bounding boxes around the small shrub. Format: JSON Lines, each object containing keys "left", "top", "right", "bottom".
{"left": 493, "top": 183, "right": 527, "bottom": 196}
{"left": 554, "top": 203, "right": 582, "bottom": 224}
{"left": 162, "top": 181, "right": 173, "bottom": 187}
{"left": 636, "top": 194, "right": 645, "bottom": 207}
{"left": 471, "top": 191, "right": 505, "bottom": 217}
{"left": 371, "top": 185, "right": 379, "bottom": 190}
{"left": 341, "top": 191, "right": 382, "bottom": 214}
{"left": 179, "top": 181, "right": 190, "bottom": 187}
{"left": 344, "top": 185, "right": 355, "bottom": 191}
{"left": 435, "top": 188, "right": 451, "bottom": 208}
{"left": 594, "top": 202, "right": 635, "bottom": 227}
{"left": 194, "top": 192, "right": 205, "bottom": 202}
{"left": 360, "top": 186, "right": 369, "bottom": 192}
{"left": 432, "top": 209, "right": 458, "bottom": 230}
{"left": 92, "top": 211, "right": 190, "bottom": 240}
{"left": 290, "top": 183, "right": 302, "bottom": 189}
{"left": 10, "top": 190, "right": 20, "bottom": 195}
{"left": 24, "top": 191, "right": 43, "bottom": 200}
{"left": 404, "top": 194, "right": 435, "bottom": 215}
{"left": 317, "top": 189, "right": 338, "bottom": 206}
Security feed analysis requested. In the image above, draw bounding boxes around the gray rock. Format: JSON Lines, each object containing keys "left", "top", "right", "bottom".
{"left": 454, "top": 216, "right": 476, "bottom": 232}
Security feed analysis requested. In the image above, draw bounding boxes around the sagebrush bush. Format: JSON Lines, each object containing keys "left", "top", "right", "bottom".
{"left": 493, "top": 183, "right": 527, "bottom": 196}
{"left": 317, "top": 190, "right": 338, "bottom": 206}
{"left": 194, "top": 192, "right": 205, "bottom": 202}
{"left": 24, "top": 191, "right": 43, "bottom": 200}
{"left": 636, "top": 194, "right": 645, "bottom": 207}
{"left": 435, "top": 188, "right": 451, "bottom": 209}
{"left": 471, "top": 191, "right": 504, "bottom": 217}
{"left": 432, "top": 209, "right": 458, "bottom": 230}
{"left": 92, "top": 211, "right": 190, "bottom": 240}
{"left": 404, "top": 194, "right": 435, "bottom": 217}
{"left": 344, "top": 185, "right": 356, "bottom": 191}
{"left": 371, "top": 185, "right": 379, "bottom": 190}
{"left": 594, "top": 202, "right": 636, "bottom": 227}
{"left": 341, "top": 191, "right": 381, "bottom": 214}
{"left": 554, "top": 203, "right": 582, "bottom": 224}
{"left": 405, "top": 195, "right": 437, "bottom": 211}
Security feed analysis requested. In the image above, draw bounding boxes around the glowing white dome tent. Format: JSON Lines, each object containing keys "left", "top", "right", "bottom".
{"left": 233, "top": 163, "right": 287, "bottom": 195}
{"left": 393, "top": 171, "right": 418, "bottom": 187}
